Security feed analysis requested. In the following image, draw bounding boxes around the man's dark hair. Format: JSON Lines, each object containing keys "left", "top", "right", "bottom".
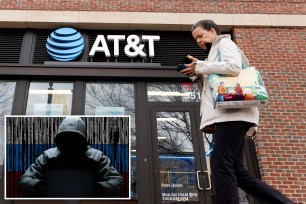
{"left": 191, "top": 20, "right": 221, "bottom": 35}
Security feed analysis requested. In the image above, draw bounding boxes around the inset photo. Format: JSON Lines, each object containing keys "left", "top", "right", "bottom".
{"left": 5, "top": 116, "right": 130, "bottom": 200}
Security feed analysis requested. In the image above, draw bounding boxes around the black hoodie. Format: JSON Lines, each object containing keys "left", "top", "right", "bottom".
{"left": 18, "top": 117, "right": 126, "bottom": 197}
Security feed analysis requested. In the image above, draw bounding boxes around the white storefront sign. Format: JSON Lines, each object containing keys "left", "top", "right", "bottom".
{"left": 89, "top": 35, "right": 160, "bottom": 58}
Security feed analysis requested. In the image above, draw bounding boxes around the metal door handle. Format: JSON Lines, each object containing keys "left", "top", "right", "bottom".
{"left": 203, "top": 170, "right": 212, "bottom": 190}
{"left": 196, "top": 171, "right": 203, "bottom": 190}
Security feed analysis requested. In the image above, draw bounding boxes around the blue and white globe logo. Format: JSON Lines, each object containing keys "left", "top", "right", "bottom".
{"left": 46, "top": 27, "right": 84, "bottom": 62}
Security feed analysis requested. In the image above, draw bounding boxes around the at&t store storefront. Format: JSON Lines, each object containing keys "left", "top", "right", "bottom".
{"left": 0, "top": 13, "right": 261, "bottom": 204}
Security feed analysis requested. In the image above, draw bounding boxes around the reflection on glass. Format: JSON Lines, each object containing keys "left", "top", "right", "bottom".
{"left": 156, "top": 112, "right": 199, "bottom": 203}
{"left": 26, "top": 82, "right": 73, "bottom": 115}
{"left": 131, "top": 153, "right": 137, "bottom": 198}
{"left": 85, "top": 82, "right": 137, "bottom": 197}
{"left": 147, "top": 82, "right": 200, "bottom": 102}
{"left": 203, "top": 133, "right": 213, "bottom": 173}
{"left": 0, "top": 81, "right": 16, "bottom": 165}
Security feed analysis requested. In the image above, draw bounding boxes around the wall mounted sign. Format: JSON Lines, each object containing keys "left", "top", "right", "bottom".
{"left": 89, "top": 35, "right": 160, "bottom": 58}
{"left": 46, "top": 27, "right": 84, "bottom": 62}
{"left": 46, "top": 27, "right": 160, "bottom": 61}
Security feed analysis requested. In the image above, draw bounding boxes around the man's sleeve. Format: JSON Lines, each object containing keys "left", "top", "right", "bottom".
{"left": 18, "top": 154, "right": 46, "bottom": 194}
{"left": 96, "top": 153, "right": 126, "bottom": 197}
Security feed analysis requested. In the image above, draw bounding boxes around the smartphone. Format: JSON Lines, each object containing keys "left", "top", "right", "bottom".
{"left": 176, "top": 56, "right": 192, "bottom": 72}
{"left": 176, "top": 64, "right": 187, "bottom": 72}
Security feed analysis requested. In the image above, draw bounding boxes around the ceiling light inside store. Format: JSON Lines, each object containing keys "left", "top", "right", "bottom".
{"left": 158, "top": 136, "right": 167, "bottom": 140}
{"left": 29, "top": 90, "right": 72, "bottom": 94}
{"left": 147, "top": 91, "right": 188, "bottom": 96}
{"left": 157, "top": 118, "right": 177, "bottom": 122}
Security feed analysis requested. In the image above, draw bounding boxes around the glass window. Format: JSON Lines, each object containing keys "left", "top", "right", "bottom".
{"left": 156, "top": 111, "right": 199, "bottom": 203}
{"left": 147, "top": 82, "right": 200, "bottom": 102}
{"left": 0, "top": 81, "right": 16, "bottom": 165}
{"left": 26, "top": 82, "right": 73, "bottom": 115}
{"left": 85, "top": 82, "right": 136, "bottom": 197}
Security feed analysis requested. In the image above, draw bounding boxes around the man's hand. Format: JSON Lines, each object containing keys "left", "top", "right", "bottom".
{"left": 180, "top": 55, "right": 198, "bottom": 76}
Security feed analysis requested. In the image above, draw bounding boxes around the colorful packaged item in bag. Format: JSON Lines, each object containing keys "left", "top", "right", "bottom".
{"left": 209, "top": 54, "right": 269, "bottom": 109}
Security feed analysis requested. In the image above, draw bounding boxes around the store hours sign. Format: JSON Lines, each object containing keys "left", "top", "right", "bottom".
{"left": 89, "top": 34, "right": 160, "bottom": 58}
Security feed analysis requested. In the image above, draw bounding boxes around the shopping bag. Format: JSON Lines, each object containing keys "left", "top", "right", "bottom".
{"left": 208, "top": 49, "right": 268, "bottom": 109}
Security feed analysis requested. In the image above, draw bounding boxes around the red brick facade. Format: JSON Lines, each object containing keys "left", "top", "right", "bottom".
{"left": 1, "top": 0, "right": 305, "bottom": 203}
{"left": 234, "top": 27, "right": 306, "bottom": 202}
{"left": 0, "top": 0, "right": 305, "bottom": 14}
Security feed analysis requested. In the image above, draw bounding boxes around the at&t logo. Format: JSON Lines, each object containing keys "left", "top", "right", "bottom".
{"left": 46, "top": 27, "right": 84, "bottom": 62}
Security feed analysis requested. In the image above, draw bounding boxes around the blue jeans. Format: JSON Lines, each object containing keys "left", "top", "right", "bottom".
{"left": 211, "top": 121, "right": 294, "bottom": 204}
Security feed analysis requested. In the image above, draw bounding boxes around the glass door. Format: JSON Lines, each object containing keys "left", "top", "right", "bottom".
{"left": 150, "top": 106, "right": 211, "bottom": 204}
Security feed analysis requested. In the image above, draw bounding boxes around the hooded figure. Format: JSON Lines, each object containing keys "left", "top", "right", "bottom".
{"left": 18, "top": 117, "right": 126, "bottom": 197}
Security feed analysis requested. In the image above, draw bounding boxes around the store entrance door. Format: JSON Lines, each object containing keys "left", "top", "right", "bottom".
{"left": 150, "top": 105, "right": 212, "bottom": 204}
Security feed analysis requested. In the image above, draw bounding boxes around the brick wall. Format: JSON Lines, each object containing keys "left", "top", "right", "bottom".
{"left": 0, "top": 0, "right": 305, "bottom": 14}
{"left": 233, "top": 27, "right": 306, "bottom": 203}
{"left": 1, "top": 0, "right": 305, "bottom": 203}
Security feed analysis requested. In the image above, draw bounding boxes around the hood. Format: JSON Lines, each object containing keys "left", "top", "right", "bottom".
{"left": 55, "top": 117, "right": 87, "bottom": 156}
{"left": 204, "top": 34, "right": 231, "bottom": 54}
{"left": 206, "top": 34, "right": 231, "bottom": 56}
{"left": 212, "top": 34, "right": 231, "bottom": 46}
{"left": 56, "top": 116, "right": 86, "bottom": 139}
